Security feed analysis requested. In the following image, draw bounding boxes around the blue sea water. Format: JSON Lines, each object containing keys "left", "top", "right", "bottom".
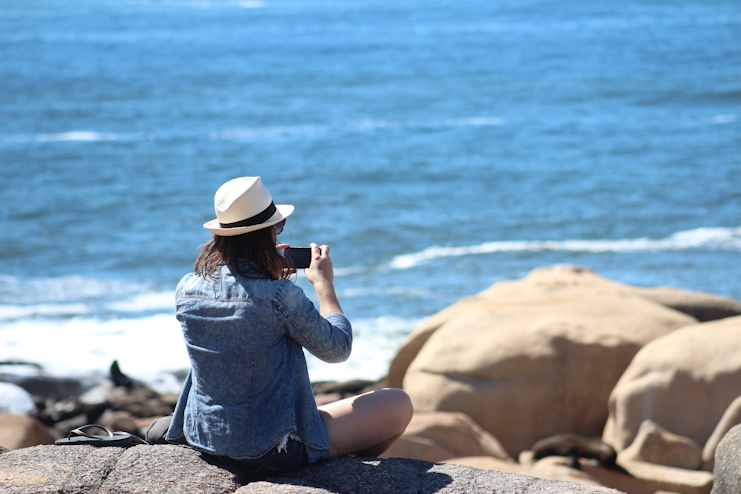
{"left": 1, "top": 0, "right": 739, "bottom": 390}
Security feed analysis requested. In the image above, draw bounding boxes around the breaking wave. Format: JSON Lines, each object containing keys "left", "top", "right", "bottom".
{"left": 390, "top": 226, "right": 741, "bottom": 269}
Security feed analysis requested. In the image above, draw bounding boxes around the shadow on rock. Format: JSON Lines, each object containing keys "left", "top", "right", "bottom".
{"left": 264, "top": 457, "right": 453, "bottom": 494}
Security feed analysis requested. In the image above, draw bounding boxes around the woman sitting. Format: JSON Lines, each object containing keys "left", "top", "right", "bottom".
{"left": 163, "top": 176, "right": 413, "bottom": 477}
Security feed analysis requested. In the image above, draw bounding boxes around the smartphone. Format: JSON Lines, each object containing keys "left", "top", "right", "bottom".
{"left": 285, "top": 247, "right": 313, "bottom": 269}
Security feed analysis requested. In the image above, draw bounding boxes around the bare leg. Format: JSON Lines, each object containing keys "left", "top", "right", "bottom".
{"left": 318, "top": 388, "right": 413, "bottom": 458}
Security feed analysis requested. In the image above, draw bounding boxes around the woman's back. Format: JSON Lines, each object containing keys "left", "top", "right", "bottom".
{"left": 169, "top": 263, "right": 352, "bottom": 461}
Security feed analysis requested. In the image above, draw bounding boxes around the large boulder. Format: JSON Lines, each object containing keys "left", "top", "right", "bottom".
{"left": 526, "top": 456, "right": 713, "bottom": 494}
{"left": 618, "top": 419, "right": 703, "bottom": 470}
{"left": 379, "top": 411, "right": 513, "bottom": 463}
{"left": 401, "top": 291, "right": 695, "bottom": 456}
{"left": 0, "top": 444, "right": 623, "bottom": 494}
{"left": 387, "top": 265, "right": 740, "bottom": 389}
{"left": 603, "top": 316, "right": 741, "bottom": 452}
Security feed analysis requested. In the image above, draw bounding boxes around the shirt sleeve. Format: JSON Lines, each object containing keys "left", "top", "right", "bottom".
{"left": 275, "top": 281, "right": 353, "bottom": 363}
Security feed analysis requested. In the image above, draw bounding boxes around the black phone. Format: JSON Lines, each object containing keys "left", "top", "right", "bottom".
{"left": 285, "top": 247, "right": 313, "bottom": 269}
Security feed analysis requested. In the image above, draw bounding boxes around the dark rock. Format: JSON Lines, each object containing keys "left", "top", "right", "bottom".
{"left": 0, "top": 445, "right": 624, "bottom": 494}
{"left": 532, "top": 434, "right": 617, "bottom": 469}
{"left": 711, "top": 423, "right": 741, "bottom": 494}
{"left": 110, "top": 360, "right": 135, "bottom": 389}
{"left": 2, "top": 374, "right": 85, "bottom": 401}
{"left": 32, "top": 397, "right": 87, "bottom": 427}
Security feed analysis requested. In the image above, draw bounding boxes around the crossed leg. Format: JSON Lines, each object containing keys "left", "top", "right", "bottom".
{"left": 318, "top": 388, "right": 413, "bottom": 458}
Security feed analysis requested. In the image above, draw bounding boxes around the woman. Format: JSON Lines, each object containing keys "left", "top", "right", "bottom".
{"left": 164, "top": 176, "right": 413, "bottom": 476}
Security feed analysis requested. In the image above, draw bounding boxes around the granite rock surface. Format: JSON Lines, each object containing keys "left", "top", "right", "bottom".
{"left": 0, "top": 444, "right": 624, "bottom": 494}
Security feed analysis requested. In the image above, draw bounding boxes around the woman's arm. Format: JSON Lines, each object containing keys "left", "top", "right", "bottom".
{"left": 276, "top": 243, "right": 352, "bottom": 363}
{"left": 304, "top": 243, "right": 343, "bottom": 316}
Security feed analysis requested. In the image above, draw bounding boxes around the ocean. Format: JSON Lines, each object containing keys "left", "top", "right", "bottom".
{"left": 1, "top": 0, "right": 739, "bottom": 393}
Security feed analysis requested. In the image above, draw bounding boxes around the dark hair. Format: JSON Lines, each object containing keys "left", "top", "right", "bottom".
{"left": 194, "top": 226, "right": 292, "bottom": 280}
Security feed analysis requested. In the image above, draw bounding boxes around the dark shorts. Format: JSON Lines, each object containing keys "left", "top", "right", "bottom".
{"left": 145, "top": 416, "right": 312, "bottom": 477}
{"left": 205, "top": 438, "right": 309, "bottom": 478}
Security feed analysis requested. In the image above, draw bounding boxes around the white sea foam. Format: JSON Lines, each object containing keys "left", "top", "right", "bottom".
{"left": 210, "top": 125, "right": 329, "bottom": 140}
{"left": 105, "top": 291, "right": 174, "bottom": 312}
{"left": 449, "top": 117, "right": 504, "bottom": 126}
{"left": 0, "top": 314, "right": 188, "bottom": 380}
{"left": 339, "top": 286, "right": 433, "bottom": 298}
{"left": 0, "top": 274, "right": 147, "bottom": 305}
{"left": 35, "top": 131, "right": 121, "bottom": 142}
{"left": 210, "top": 116, "right": 505, "bottom": 141}
{"left": 333, "top": 265, "right": 366, "bottom": 276}
{"left": 711, "top": 114, "right": 736, "bottom": 124}
{"left": 0, "top": 310, "right": 418, "bottom": 389}
{"left": 304, "top": 315, "right": 420, "bottom": 382}
{"left": 390, "top": 226, "right": 741, "bottom": 269}
{"left": 1, "top": 117, "right": 504, "bottom": 145}
{"left": 0, "top": 131, "right": 159, "bottom": 143}
{"left": 0, "top": 303, "right": 90, "bottom": 321}
{"left": 233, "top": 0, "right": 264, "bottom": 8}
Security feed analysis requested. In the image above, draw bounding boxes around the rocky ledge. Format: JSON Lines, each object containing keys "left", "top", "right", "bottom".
{"left": 0, "top": 443, "right": 622, "bottom": 494}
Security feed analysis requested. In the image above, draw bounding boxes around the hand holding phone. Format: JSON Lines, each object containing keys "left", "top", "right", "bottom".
{"left": 285, "top": 247, "right": 313, "bottom": 269}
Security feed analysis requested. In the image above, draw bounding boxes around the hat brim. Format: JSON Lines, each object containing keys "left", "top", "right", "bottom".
{"left": 204, "top": 204, "right": 294, "bottom": 237}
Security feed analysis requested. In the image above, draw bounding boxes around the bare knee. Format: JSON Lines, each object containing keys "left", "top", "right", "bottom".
{"left": 379, "top": 388, "right": 414, "bottom": 435}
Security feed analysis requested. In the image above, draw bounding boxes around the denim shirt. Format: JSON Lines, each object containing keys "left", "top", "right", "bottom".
{"left": 165, "top": 262, "right": 352, "bottom": 462}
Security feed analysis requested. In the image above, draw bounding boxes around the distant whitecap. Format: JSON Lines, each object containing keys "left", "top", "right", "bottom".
{"left": 389, "top": 226, "right": 741, "bottom": 269}
{"left": 35, "top": 131, "right": 120, "bottom": 142}
{"left": 234, "top": 0, "right": 264, "bottom": 7}
{"left": 711, "top": 114, "right": 736, "bottom": 124}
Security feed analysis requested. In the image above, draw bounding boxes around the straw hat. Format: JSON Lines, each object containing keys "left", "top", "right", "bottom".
{"left": 203, "top": 177, "right": 294, "bottom": 236}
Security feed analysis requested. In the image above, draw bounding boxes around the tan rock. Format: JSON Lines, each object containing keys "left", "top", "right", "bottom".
{"left": 387, "top": 297, "right": 482, "bottom": 389}
{"left": 583, "top": 459, "right": 713, "bottom": 494}
{"left": 380, "top": 411, "right": 513, "bottom": 463}
{"left": 0, "top": 414, "right": 55, "bottom": 449}
{"left": 603, "top": 316, "right": 741, "bottom": 452}
{"left": 382, "top": 434, "right": 454, "bottom": 463}
{"left": 526, "top": 457, "right": 713, "bottom": 494}
{"left": 478, "top": 266, "right": 740, "bottom": 323}
{"left": 403, "top": 294, "right": 694, "bottom": 456}
{"left": 519, "top": 449, "right": 536, "bottom": 468}
{"left": 388, "top": 265, "right": 740, "bottom": 389}
{"left": 441, "top": 456, "right": 521, "bottom": 473}
{"left": 523, "top": 456, "right": 604, "bottom": 486}
{"left": 702, "top": 395, "right": 741, "bottom": 471}
{"left": 618, "top": 420, "right": 702, "bottom": 470}
{"left": 630, "top": 286, "right": 741, "bottom": 323}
